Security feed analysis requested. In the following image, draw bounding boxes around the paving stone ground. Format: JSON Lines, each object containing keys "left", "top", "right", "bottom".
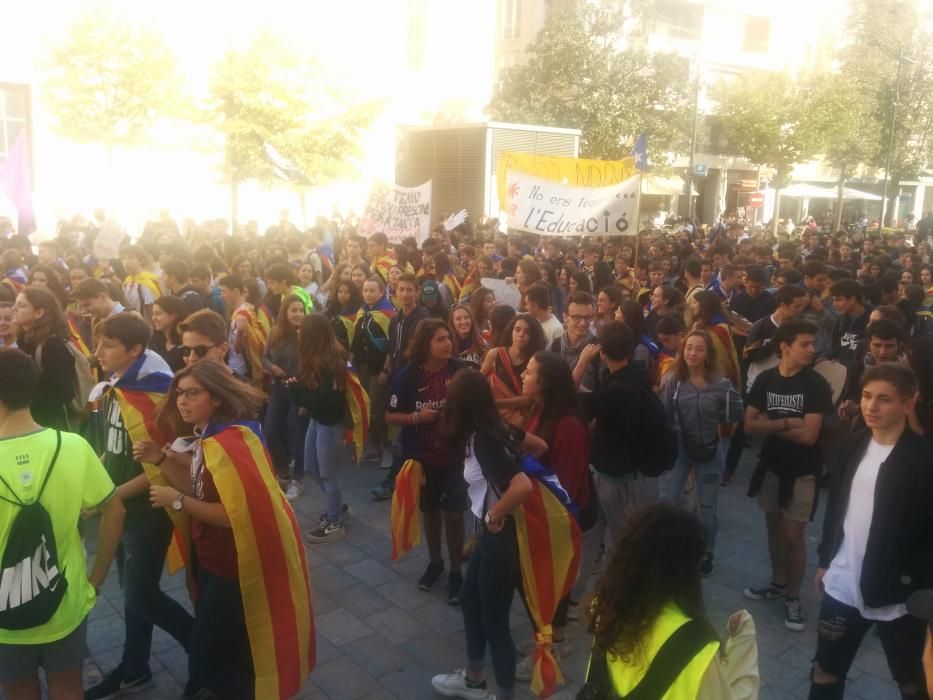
{"left": 69, "top": 446, "right": 903, "bottom": 700}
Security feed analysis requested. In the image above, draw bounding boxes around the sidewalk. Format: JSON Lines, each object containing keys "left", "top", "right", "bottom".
{"left": 77, "top": 448, "right": 903, "bottom": 700}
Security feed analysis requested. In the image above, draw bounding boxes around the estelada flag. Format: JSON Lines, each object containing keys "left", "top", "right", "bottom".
{"left": 344, "top": 368, "right": 370, "bottom": 462}
{"left": 201, "top": 421, "right": 315, "bottom": 699}
{"left": 442, "top": 272, "right": 462, "bottom": 300}
{"left": 353, "top": 297, "right": 396, "bottom": 343}
{"left": 390, "top": 459, "right": 424, "bottom": 560}
{"left": 104, "top": 351, "right": 190, "bottom": 574}
{"left": 373, "top": 250, "right": 398, "bottom": 284}
{"left": 232, "top": 303, "right": 268, "bottom": 388}
{"left": 339, "top": 307, "right": 359, "bottom": 347}
{"left": 513, "top": 457, "right": 581, "bottom": 698}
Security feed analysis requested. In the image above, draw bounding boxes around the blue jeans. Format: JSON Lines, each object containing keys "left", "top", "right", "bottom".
{"left": 117, "top": 508, "right": 194, "bottom": 677}
{"left": 461, "top": 523, "right": 519, "bottom": 696}
{"left": 304, "top": 419, "right": 344, "bottom": 523}
{"left": 264, "top": 381, "right": 310, "bottom": 479}
{"left": 658, "top": 439, "right": 724, "bottom": 551}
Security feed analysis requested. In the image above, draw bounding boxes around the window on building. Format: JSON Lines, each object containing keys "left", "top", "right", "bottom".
{"left": 498, "top": 0, "right": 522, "bottom": 41}
{"left": 0, "top": 84, "right": 29, "bottom": 162}
{"left": 654, "top": 0, "right": 703, "bottom": 40}
{"left": 406, "top": 0, "right": 427, "bottom": 70}
{"left": 743, "top": 17, "right": 770, "bottom": 53}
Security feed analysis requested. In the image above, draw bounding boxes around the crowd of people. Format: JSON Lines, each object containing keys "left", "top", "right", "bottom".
{"left": 0, "top": 209, "right": 931, "bottom": 700}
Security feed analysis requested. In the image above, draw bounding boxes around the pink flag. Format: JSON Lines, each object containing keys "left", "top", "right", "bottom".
{"left": 0, "top": 133, "right": 35, "bottom": 234}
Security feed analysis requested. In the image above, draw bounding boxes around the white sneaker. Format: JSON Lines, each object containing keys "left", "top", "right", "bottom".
{"left": 515, "top": 645, "right": 561, "bottom": 682}
{"left": 430, "top": 669, "right": 489, "bottom": 699}
{"left": 285, "top": 480, "right": 303, "bottom": 501}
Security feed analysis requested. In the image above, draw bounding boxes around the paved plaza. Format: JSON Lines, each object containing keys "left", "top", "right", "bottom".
{"left": 74, "top": 448, "right": 902, "bottom": 700}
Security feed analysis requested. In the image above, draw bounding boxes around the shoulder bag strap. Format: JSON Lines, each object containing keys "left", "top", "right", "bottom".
{"left": 497, "top": 347, "right": 523, "bottom": 394}
{"left": 625, "top": 619, "right": 717, "bottom": 700}
{"left": 577, "top": 644, "right": 617, "bottom": 700}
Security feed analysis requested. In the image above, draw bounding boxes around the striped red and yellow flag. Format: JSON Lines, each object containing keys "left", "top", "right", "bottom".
{"left": 373, "top": 251, "right": 398, "bottom": 284}
{"left": 513, "top": 480, "right": 581, "bottom": 697}
{"left": 442, "top": 272, "right": 462, "bottom": 300}
{"left": 708, "top": 320, "right": 740, "bottom": 391}
{"left": 201, "top": 421, "right": 315, "bottom": 699}
{"left": 390, "top": 459, "right": 424, "bottom": 560}
{"left": 110, "top": 351, "right": 190, "bottom": 574}
{"left": 339, "top": 310, "right": 358, "bottom": 347}
{"left": 233, "top": 305, "right": 268, "bottom": 388}
{"left": 344, "top": 369, "right": 370, "bottom": 462}
{"left": 354, "top": 298, "right": 396, "bottom": 340}
{"left": 66, "top": 316, "right": 93, "bottom": 359}
{"left": 458, "top": 276, "right": 478, "bottom": 302}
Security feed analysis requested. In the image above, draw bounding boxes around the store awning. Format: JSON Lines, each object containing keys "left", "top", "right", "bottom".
{"left": 641, "top": 175, "right": 698, "bottom": 196}
{"left": 779, "top": 183, "right": 884, "bottom": 201}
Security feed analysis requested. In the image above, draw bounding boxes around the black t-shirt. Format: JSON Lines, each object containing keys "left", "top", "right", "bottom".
{"left": 747, "top": 366, "right": 833, "bottom": 477}
{"left": 472, "top": 428, "right": 524, "bottom": 496}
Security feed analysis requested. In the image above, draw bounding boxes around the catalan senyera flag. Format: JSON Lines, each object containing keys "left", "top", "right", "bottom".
{"left": 66, "top": 315, "right": 93, "bottom": 359}
{"left": 201, "top": 421, "right": 315, "bottom": 699}
{"left": 344, "top": 368, "right": 370, "bottom": 462}
{"left": 442, "top": 272, "right": 462, "bottom": 301}
{"left": 232, "top": 304, "right": 268, "bottom": 389}
{"left": 707, "top": 317, "right": 740, "bottom": 391}
{"left": 458, "top": 274, "right": 479, "bottom": 302}
{"left": 513, "top": 458, "right": 581, "bottom": 698}
{"left": 124, "top": 270, "right": 162, "bottom": 300}
{"left": 373, "top": 250, "right": 398, "bottom": 284}
{"left": 107, "top": 351, "right": 190, "bottom": 574}
{"left": 339, "top": 307, "right": 358, "bottom": 347}
{"left": 390, "top": 459, "right": 424, "bottom": 560}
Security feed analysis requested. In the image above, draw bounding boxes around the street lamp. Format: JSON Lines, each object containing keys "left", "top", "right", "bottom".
{"left": 880, "top": 49, "right": 916, "bottom": 229}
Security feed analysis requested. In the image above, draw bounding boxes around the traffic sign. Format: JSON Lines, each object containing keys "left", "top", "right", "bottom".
{"left": 747, "top": 192, "right": 765, "bottom": 208}
{"left": 692, "top": 164, "right": 708, "bottom": 176}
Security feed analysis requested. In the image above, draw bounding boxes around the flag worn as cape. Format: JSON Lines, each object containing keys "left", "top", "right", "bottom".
{"left": 442, "top": 272, "right": 462, "bottom": 300}
{"left": 108, "top": 351, "right": 190, "bottom": 574}
{"left": 344, "top": 369, "right": 370, "bottom": 462}
{"left": 339, "top": 307, "right": 358, "bottom": 347}
{"left": 201, "top": 421, "right": 315, "bottom": 699}
{"left": 256, "top": 304, "right": 273, "bottom": 336}
{"left": 707, "top": 318, "right": 740, "bottom": 391}
{"left": 513, "top": 457, "right": 581, "bottom": 698}
{"left": 373, "top": 250, "right": 398, "bottom": 284}
{"left": 354, "top": 297, "right": 396, "bottom": 341}
{"left": 390, "top": 459, "right": 424, "bottom": 560}
{"left": 232, "top": 304, "right": 268, "bottom": 388}
{"left": 458, "top": 275, "right": 479, "bottom": 303}
{"left": 66, "top": 316, "right": 93, "bottom": 359}
{"left": 124, "top": 270, "right": 162, "bottom": 300}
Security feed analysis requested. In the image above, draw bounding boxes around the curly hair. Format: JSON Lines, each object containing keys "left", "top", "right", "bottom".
{"left": 589, "top": 503, "right": 716, "bottom": 664}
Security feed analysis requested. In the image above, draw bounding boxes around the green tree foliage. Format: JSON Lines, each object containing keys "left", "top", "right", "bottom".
{"left": 487, "top": 0, "right": 692, "bottom": 161}
{"left": 209, "top": 33, "right": 378, "bottom": 193}
{"left": 42, "top": 5, "right": 179, "bottom": 152}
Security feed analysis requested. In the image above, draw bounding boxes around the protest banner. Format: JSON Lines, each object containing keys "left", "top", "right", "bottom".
{"left": 496, "top": 152, "right": 637, "bottom": 212}
{"left": 359, "top": 180, "right": 432, "bottom": 244}
{"left": 93, "top": 221, "right": 126, "bottom": 261}
{"left": 505, "top": 171, "right": 640, "bottom": 237}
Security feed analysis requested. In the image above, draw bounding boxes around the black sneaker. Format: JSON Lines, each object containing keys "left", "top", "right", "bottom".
{"left": 318, "top": 503, "right": 353, "bottom": 522}
{"left": 370, "top": 482, "right": 393, "bottom": 501}
{"left": 447, "top": 572, "right": 463, "bottom": 605}
{"left": 784, "top": 598, "right": 805, "bottom": 632}
{"left": 743, "top": 581, "right": 787, "bottom": 600}
{"left": 85, "top": 666, "right": 154, "bottom": 700}
{"left": 418, "top": 561, "right": 445, "bottom": 591}
{"left": 700, "top": 552, "right": 714, "bottom": 577}
{"left": 307, "top": 520, "right": 346, "bottom": 544}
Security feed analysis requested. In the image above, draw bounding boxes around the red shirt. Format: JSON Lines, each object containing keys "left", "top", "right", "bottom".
{"left": 192, "top": 467, "right": 239, "bottom": 578}
{"left": 527, "top": 413, "right": 590, "bottom": 508}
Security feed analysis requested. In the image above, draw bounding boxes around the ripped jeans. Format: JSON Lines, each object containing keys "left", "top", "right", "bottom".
{"left": 810, "top": 593, "right": 927, "bottom": 700}
{"left": 657, "top": 439, "right": 724, "bottom": 552}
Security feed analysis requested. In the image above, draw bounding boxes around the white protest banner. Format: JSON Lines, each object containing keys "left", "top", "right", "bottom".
{"left": 480, "top": 277, "right": 521, "bottom": 310}
{"left": 505, "top": 171, "right": 639, "bottom": 236}
{"left": 359, "top": 180, "right": 432, "bottom": 244}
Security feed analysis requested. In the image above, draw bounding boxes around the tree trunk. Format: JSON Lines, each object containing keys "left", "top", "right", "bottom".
{"left": 885, "top": 178, "right": 900, "bottom": 228}
{"left": 833, "top": 170, "right": 845, "bottom": 233}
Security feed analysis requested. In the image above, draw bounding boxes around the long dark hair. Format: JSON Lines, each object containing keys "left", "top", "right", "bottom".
{"left": 908, "top": 337, "right": 933, "bottom": 437}
{"left": 153, "top": 295, "right": 189, "bottom": 346}
{"left": 17, "top": 286, "right": 69, "bottom": 348}
{"left": 28, "top": 265, "right": 69, "bottom": 308}
{"left": 527, "top": 350, "right": 582, "bottom": 443}
{"left": 297, "top": 313, "right": 347, "bottom": 391}
{"left": 449, "top": 304, "right": 484, "bottom": 352}
{"left": 692, "top": 290, "right": 724, "bottom": 327}
{"left": 489, "top": 305, "right": 517, "bottom": 347}
{"left": 620, "top": 300, "right": 647, "bottom": 337}
{"left": 268, "top": 294, "right": 305, "bottom": 351}
{"left": 405, "top": 318, "right": 451, "bottom": 366}
{"left": 500, "top": 313, "right": 547, "bottom": 360}
{"left": 326, "top": 281, "right": 362, "bottom": 318}
{"left": 469, "top": 287, "right": 495, "bottom": 328}
{"left": 671, "top": 330, "right": 718, "bottom": 383}
{"left": 589, "top": 503, "right": 716, "bottom": 663}
{"left": 443, "top": 368, "right": 512, "bottom": 456}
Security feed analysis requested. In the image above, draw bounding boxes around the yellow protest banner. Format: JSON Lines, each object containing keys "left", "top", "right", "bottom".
{"left": 496, "top": 152, "right": 638, "bottom": 212}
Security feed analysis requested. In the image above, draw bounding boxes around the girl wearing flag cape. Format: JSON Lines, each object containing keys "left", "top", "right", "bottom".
{"left": 432, "top": 369, "right": 547, "bottom": 700}
{"left": 145, "top": 361, "right": 315, "bottom": 699}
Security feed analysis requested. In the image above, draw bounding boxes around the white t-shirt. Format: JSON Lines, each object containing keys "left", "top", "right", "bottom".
{"left": 539, "top": 314, "right": 565, "bottom": 346}
{"left": 464, "top": 434, "right": 490, "bottom": 519}
{"left": 823, "top": 438, "right": 905, "bottom": 621}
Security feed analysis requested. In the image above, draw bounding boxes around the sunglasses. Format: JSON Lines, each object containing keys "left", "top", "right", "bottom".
{"left": 180, "top": 344, "right": 216, "bottom": 358}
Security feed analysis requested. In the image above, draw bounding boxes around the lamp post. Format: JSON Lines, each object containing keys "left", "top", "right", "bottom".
{"left": 880, "top": 49, "right": 916, "bottom": 228}
{"left": 686, "top": 64, "right": 701, "bottom": 221}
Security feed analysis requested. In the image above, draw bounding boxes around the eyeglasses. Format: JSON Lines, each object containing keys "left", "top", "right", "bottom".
{"left": 568, "top": 314, "right": 594, "bottom": 324}
{"left": 180, "top": 344, "right": 216, "bottom": 358}
{"left": 175, "top": 387, "right": 207, "bottom": 400}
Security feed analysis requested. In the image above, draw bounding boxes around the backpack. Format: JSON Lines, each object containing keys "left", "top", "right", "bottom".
{"left": 632, "top": 382, "right": 677, "bottom": 477}
{"left": 0, "top": 431, "right": 68, "bottom": 630}
{"left": 36, "top": 339, "right": 96, "bottom": 415}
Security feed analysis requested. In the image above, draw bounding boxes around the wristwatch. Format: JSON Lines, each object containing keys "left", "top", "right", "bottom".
{"left": 484, "top": 512, "right": 493, "bottom": 525}
{"left": 172, "top": 493, "right": 185, "bottom": 511}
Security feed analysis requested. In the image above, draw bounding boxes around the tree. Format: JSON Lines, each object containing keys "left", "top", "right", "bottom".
{"left": 42, "top": 5, "right": 180, "bottom": 162}
{"left": 712, "top": 71, "right": 817, "bottom": 232}
{"left": 209, "top": 33, "right": 378, "bottom": 224}
{"left": 803, "top": 77, "right": 881, "bottom": 231}
{"left": 487, "top": 0, "right": 692, "bottom": 162}
{"left": 838, "top": 0, "right": 933, "bottom": 225}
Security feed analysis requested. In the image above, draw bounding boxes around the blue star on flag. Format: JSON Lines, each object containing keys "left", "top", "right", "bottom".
{"left": 631, "top": 134, "right": 648, "bottom": 172}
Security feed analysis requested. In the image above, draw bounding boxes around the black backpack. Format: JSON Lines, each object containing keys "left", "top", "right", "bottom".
{"left": 632, "top": 383, "right": 677, "bottom": 477}
{"left": 0, "top": 431, "right": 68, "bottom": 630}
